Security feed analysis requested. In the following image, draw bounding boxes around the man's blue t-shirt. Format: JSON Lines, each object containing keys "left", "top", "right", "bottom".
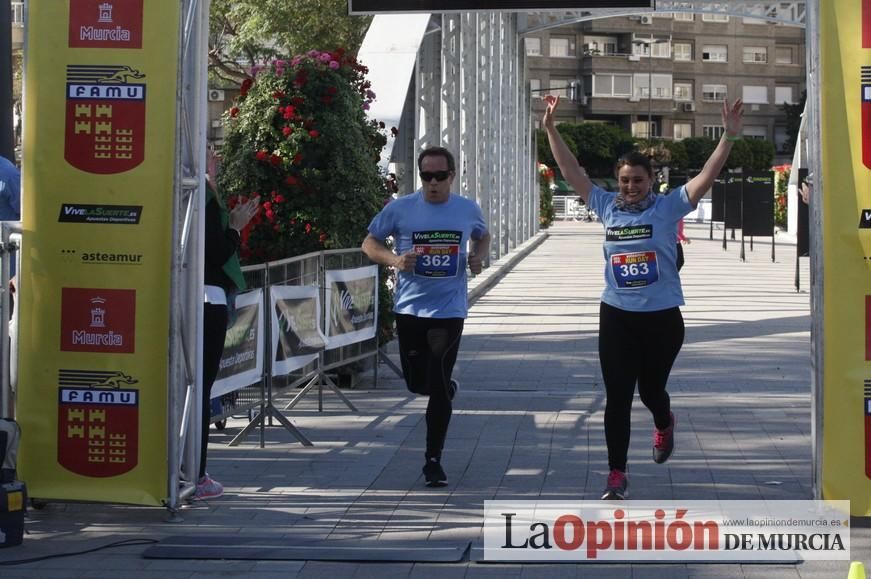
{"left": 0, "top": 156, "right": 20, "bottom": 221}
{"left": 368, "top": 192, "right": 488, "bottom": 319}
{"left": 588, "top": 185, "right": 694, "bottom": 312}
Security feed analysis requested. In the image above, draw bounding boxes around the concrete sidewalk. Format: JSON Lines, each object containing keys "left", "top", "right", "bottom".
{"left": 1, "top": 221, "right": 867, "bottom": 578}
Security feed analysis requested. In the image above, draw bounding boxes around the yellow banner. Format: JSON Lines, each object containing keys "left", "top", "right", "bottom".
{"left": 18, "top": 0, "right": 179, "bottom": 505}
{"left": 820, "top": 0, "right": 871, "bottom": 516}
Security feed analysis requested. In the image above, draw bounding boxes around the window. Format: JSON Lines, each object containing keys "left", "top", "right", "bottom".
{"left": 583, "top": 36, "right": 618, "bottom": 55}
{"left": 593, "top": 74, "right": 632, "bottom": 97}
{"left": 742, "top": 85, "right": 768, "bottom": 104}
{"left": 525, "top": 37, "right": 541, "bottom": 56}
{"left": 703, "top": 125, "right": 726, "bottom": 139}
{"left": 529, "top": 78, "right": 541, "bottom": 98}
{"left": 743, "top": 16, "right": 768, "bottom": 25}
{"left": 775, "top": 86, "right": 794, "bottom": 104}
{"left": 674, "top": 123, "right": 693, "bottom": 141}
{"left": 673, "top": 12, "right": 694, "bottom": 22}
{"left": 776, "top": 47, "right": 793, "bottom": 64}
{"left": 633, "top": 38, "right": 671, "bottom": 59}
{"left": 702, "top": 45, "right": 727, "bottom": 62}
{"left": 743, "top": 46, "right": 768, "bottom": 64}
{"left": 548, "top": 78, "right": 571, "bottom": 98}
{"left": 674, "top": 82, "right": 693, "bottom": 101}
{"left": 634, "top": 74, "right": 673, "bottom": 99}
{"left": 550, "top": 37, "right": 575, "bottom": 58}
{"left": 702, "top": 84, "right": 727, "bottom": 101}
{"left": 743, "top": 126, "right": 767, "bottom": 140}
{"left": 774, "top": 126, "right": 789, "bottom": 152}
{"left": 673, "top": 43, "right": 693, "bottom": 62}
{"left": 632, "top": 121, "right": 658, "bottom": 138}
{"left": 702, "top": 12, "right": 729, "bottom": 23}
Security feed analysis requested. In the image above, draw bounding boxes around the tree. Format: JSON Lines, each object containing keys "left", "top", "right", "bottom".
{"left": 661, "top": 140, "right": 688, "bottom": 173}
{"left": 209, "top": 0, "right": 372, "bottom": 85}
{"left": 681, "top": 137, "right": 718, "bottom": 171}
{"left": 744, "top": 139, "right": 776, "bottom": 172}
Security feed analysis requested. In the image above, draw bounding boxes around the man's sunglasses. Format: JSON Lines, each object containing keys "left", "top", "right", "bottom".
{"left": 419, "top": 171, "right": 451, "bottom": 182}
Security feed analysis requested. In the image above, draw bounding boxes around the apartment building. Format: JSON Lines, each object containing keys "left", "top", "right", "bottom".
{"left": 10, "top": 1, "right": 24, "bottom": 99}
{"left": 526, "top": 11, "right": 805, "bottom": 159}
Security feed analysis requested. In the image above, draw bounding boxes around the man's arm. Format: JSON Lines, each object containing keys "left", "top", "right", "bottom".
{"left": 468, "top": 231, "right": 490, "bottom": 275}
{"left": 361, "top": 234, "right": 416, "bottom": 272}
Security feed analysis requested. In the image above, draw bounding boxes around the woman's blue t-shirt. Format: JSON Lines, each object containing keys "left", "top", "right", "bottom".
{"left": 588, "top": 185, "right": 694, "bottom": 312}
{"left": 367, "top": 192, "right": 488, "bottom": 319}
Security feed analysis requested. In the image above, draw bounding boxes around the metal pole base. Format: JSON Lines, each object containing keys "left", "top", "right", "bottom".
{"left": 228, "top": 403, "right": 313, "bottom": 447}
{"left": 283, "top": 372, "right": 358, "bottom": 413}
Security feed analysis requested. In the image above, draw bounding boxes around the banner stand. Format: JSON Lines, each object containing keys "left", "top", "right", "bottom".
{"left": 282, "top": 350, "right": 359, "bottom": 413}
{"left": 228, "top": 266, "right": 312, "bottom": 447}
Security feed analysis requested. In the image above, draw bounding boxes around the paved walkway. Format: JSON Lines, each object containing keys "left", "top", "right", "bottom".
{"left": 1, "top": 221, "right": 867, "bottom": 578}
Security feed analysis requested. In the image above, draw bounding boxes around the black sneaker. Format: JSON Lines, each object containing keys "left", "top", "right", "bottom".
{"left": 653, "top": 412, "right": 675, "bottom": 464}
{"left": 601, "top": 469, "right": 628, "bottom": 500}
{"left": 423, "top": 457, "right": 448, "bottom": 487}
{"left": 448, "top": 379, "right": 459, "bottom": 401}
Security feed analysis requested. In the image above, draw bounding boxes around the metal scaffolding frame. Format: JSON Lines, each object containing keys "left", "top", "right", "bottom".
{"left": 386, "top": 3, "right": 805, "bottom": 262}
{"left": 400, "top": 12, "right": 537, "bottom": 264}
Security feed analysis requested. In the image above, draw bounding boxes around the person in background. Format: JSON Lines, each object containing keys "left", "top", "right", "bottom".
{"left": 0, "top": 155, "right": 21, "bottom": 221}
{"left": 543, "top": 94, "right": 743, "bottom": 500}
{"left": 676, "top": 218, "right": 690, "bottom": 271}
{"left": 195, "top": 149, "right": 259, "bottom": 500}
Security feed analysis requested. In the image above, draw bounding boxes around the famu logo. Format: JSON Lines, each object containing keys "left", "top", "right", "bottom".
{"left": 65, "top": 64, "right": 146, "bottom": 174}
{"left": 606, "top": 225, "right": 653, "bottom": 241}
{"left": 863, "top": 66, "right": 871, "bottom": 170}
{"left": 59, "top": 203, "right": 142, "bottom": 224}
{"left": 57, "top": 369, "right": 140, "bottom": 477}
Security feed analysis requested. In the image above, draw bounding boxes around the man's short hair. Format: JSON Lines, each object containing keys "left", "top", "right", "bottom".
{"left": 417, "top": 146, "right": 455, "bottom": 172}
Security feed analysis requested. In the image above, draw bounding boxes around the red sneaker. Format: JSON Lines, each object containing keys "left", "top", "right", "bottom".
{"left": 653, "top": 412, "right": 675, "bottom": 464}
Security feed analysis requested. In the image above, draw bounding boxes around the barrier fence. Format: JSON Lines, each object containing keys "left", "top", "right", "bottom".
{"left": 209, "top": 248, "right": 388, "bottom": 448}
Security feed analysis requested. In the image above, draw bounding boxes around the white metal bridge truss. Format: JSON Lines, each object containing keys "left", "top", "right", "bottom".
{"left": 388, "top": 2, "right": 805, "bottom": 263}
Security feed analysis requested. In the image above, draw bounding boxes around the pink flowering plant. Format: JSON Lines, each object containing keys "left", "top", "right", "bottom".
{"left": 218, "top": 48, "right": 389, "bottom": 262}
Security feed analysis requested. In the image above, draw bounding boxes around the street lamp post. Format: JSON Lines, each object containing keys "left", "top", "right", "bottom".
{"left": 633, "top": 35, "right": 670, "bottom": 140}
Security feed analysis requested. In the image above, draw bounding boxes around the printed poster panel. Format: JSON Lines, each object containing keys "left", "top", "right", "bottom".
{"left": 211, "top": 291, "right": 264, "bottom": 400}
{"left": 17, "top": 0, "right": 180, "bottom": 505}
{"left": 740, "top": 172, "right": 775, "bottom": 238}
{"left": 271, "top": 285, "right": 325, "bottom": 376}
{"left": 820, "top": 0, "right": 871, "bottom": 515}
{"left": 325, "top": 266, "right": 378, "bottom": 349}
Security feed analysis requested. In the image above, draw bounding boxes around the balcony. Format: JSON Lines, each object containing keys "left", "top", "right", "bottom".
{"left": 12, "top": 2, "right": 23, "bottom": 26}
{"left": 10, "top": 2, "right": 24, "bottom": 49}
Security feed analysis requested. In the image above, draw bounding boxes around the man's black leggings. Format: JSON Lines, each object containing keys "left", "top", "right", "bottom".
{"left": 598, "top": 302, "right": 684, "bottom": 472}
{"left": 395, "top": 314, "right": 464, "bottom": 460}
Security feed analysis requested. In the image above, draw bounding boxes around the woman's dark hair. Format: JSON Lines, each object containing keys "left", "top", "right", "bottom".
{"left": 614, "top": 151, "right": 653, "bottom": 179}
{"left": 417, "top": 146, "right": 456, "bottom": 172}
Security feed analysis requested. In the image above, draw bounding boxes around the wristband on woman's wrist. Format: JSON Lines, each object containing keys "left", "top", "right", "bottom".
{"left": 724, "top": 133, "right": 741, "bottom": 142}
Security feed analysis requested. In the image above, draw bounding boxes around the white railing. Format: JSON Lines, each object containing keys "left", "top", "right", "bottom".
{"left": 12, "top": 2, "right": 24, "bottom": 25}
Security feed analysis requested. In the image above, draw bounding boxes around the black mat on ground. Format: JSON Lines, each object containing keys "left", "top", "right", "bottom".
{"left": 143, "top": 535, "right": 469, "bottom": 562}
{"left": 469, "top": 541, "right": 796, "bottom": 564}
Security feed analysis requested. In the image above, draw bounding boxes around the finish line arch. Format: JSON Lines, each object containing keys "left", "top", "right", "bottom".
{"left": 357, "top": 1, "right": 870, "bottom": 516}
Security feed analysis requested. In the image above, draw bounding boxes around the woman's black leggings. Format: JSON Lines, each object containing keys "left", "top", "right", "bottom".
{"left": 598, "top": 302, "right": 684, "bottom": 472}
{"left": 395, "top": 314, "right": 464, "bottom": 460}
{"left": 200, "top": 303, "right": 228, "bottom": 480}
